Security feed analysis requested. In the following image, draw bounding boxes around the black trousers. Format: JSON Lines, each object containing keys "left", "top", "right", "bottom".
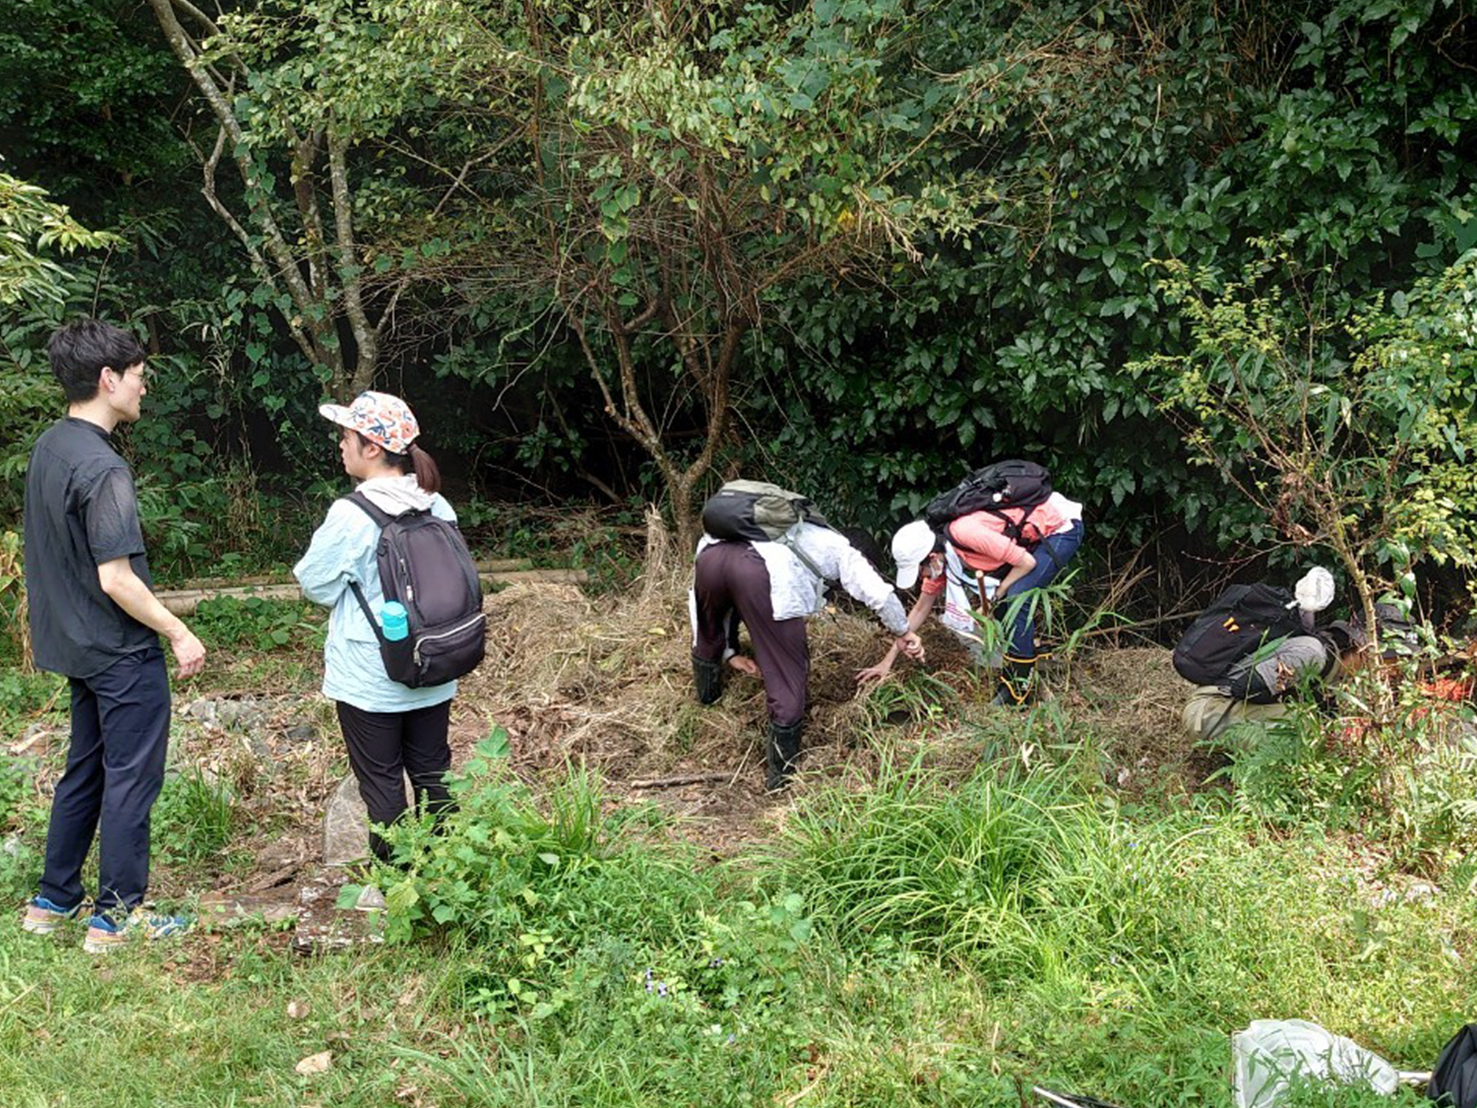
{"left": 41, "top": 646, "right": 170, "bottom": 916}
{"left": 692, "top": 542, "right": 809, "bottom": 726}
{"left": 336, "top": 699, "right": 455, "bottom": 862}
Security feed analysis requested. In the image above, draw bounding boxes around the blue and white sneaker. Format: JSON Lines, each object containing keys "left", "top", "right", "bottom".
{"left": 83, "top": 907, "right": 193, "bottom": 954}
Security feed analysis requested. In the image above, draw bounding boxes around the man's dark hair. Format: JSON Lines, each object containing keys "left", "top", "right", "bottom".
{"left": 47, "top": 319, "right": 148, "bottom": 404}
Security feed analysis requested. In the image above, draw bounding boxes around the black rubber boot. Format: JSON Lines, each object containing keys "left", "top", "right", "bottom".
{"left": 692, "top": 653, "right": 725, "bottom": 706}
{"left": 993, "top": 656, "right": 1036, "bottom": 708}
{"left": 766, "top": 720, "right": 804, "bottom": 792}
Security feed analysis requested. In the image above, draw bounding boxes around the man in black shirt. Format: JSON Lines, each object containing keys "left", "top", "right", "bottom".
{"left": 20, "top": 319, "right": 206, "bottom": 952}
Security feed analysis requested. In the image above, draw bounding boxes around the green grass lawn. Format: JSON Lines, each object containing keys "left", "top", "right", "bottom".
{"left": 0, "top": 597, "right": 1473, "bottom": 1107}
{"left": 3, "top": 753, "right": 1471, "bottom": 1107}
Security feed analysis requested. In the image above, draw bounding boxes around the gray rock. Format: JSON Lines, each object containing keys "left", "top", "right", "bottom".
{"left": 322, "top": 773, "right": 412, "bottom": 866}
{"left": 246, "top": 731, "right": 275, "bottom": 767}
{"left": 184, "top": 696, "right": 270, "bottom": 733}
{"left": 284, "top": 722, "right": 317, "bottom": 744}
{"left": 184, "top": 698, "right": 219, "bottom": 726}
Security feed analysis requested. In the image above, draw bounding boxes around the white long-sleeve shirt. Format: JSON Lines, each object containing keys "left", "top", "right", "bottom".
{"left": 693, "top": 523, "right": 909, "bottom": 636}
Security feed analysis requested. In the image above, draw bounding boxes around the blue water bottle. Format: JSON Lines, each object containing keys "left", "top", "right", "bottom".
{"left": 380, "top": 601, "right": 409, "bottom": 642}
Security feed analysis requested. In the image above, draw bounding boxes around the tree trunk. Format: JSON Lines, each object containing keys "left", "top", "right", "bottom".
{"left": 671, "top": 471, "right": 699, "bottom": 557}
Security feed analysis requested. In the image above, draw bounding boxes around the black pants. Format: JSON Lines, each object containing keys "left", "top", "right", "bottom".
{"left": 41, "top": 646, "right": 170, "bottom": 916}
{"left": 336, "top": 699, "right": 455, "bottom": 862}
{"left": 692, "top": 542, "right": 809, "bottom": 726}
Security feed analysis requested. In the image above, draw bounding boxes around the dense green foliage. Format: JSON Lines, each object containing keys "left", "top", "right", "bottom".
{"left": 5, "top": 712, "right": 1468, "bottom": 1106}
{"left": 0, "top": 583, "right": 1472, "bottom": 1105}
{"left": 1, "top": 0, "right": 1474, "bottom": 592}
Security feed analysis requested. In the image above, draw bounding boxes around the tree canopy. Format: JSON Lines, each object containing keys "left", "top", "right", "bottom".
{"left": 2, "top": 0, "right": 1474, "bottom": 596}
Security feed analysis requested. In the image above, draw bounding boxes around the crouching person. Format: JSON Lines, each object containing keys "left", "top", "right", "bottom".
{"left": 690, "top": 481, "right": 923, "bottom": 790}
{"left": 867, "top": 461, "right": 1085, "bottom": 706}
{"left": 294, "top": 392, "right": 479, "bottom": 863}
{"left": 1175, "top": 569, "right": 1365, "bottom": 744}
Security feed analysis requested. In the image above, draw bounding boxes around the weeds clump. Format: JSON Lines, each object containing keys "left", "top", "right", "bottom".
{"left": 368, "top": 735, "right": 824, "bottom": 1101}
{"left": 1226, "top": 690, "right": 1477, "bottom": 877}
{"left": 371, "top": 733, "right": 810, "bottom": 1029}
{"left": 191, "top": 595, "right": 326, "bottom": 654}
{"left": 771, "top": 754, "right": 1099, "bottom": 969}
{"left": 151, "top": 767, "right": 238, "bottom": 868}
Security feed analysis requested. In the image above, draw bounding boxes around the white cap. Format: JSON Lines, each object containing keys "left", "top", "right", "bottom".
{"left": 890, "top": 520, "right": 937, "bottom": 589}
{"left": 1294, "top": 566, "right": 1335, "bottom": 613}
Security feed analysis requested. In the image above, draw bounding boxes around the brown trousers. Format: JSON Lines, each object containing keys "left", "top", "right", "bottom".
{"left": 693, "top": 542, "right": 809, "bottom": 726}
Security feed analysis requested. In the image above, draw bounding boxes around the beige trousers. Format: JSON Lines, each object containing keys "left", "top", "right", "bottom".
{"left": 1181, "top": 686, "right": 1290, "bottom": 743}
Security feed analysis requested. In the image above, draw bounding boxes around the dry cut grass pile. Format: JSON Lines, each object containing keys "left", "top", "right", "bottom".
{"left": 454, "top": 517, "right": 1205, "bottom": 848}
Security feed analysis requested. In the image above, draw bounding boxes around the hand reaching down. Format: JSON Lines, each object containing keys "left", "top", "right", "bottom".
{"left": 727, "top": 655, "right": 762, "bottom": 678}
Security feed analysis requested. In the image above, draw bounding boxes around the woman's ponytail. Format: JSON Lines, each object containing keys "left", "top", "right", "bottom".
{"left": 408, "top": 441, "right": 441, "bottom": 495}
{"left": 352, "top": 430, "right": 441, "bottom": 494}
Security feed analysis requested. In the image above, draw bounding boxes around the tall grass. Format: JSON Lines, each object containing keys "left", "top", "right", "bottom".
{"left": 2, "top": 725, "right": 1471, "bottom": 1108}
{"left": 772, "top": 750, "right": 1471, "bottom": 1062}
{"left": 770, "top": 753, "right": 1101, "bottom": 974}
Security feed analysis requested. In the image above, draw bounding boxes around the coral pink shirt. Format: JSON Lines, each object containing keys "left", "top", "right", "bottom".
{"left": 919, "top": 498, "right": 1074, "bottom": 594}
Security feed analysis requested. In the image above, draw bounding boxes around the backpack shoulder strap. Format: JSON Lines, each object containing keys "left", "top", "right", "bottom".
{"left": 778, "top": 522, "right": 833, "bottom": 584}
{"left": 346, "top": 490, "right": 396, "bottom": 529}
{"left": 343, "top": 492, "right": 392, "bottom": 644}
{"left": 347, "top": 580, "right": 387, "bottom": 645}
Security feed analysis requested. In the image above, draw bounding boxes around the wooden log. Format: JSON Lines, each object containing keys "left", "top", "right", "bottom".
{"left": 176, "top": 558, "right": 537, "bottom": 591}
{"left": 154, "top": 567, "right": 588, "bottom": 616}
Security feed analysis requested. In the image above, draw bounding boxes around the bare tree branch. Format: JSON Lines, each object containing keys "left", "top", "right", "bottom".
{"left": 327, "top": 128, "right": 378, "bottom": 396}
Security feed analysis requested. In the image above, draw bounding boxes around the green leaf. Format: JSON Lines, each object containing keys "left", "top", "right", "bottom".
{"left": 480, "top": 727, "right": 511, "bottom": 758}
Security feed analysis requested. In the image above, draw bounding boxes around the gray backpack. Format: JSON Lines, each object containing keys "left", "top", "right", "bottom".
{"left": 699, "top": 480, "right": 832, "bottom": 580}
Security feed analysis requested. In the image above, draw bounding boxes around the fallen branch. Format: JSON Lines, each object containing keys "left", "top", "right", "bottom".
{"left": 629, "top": 771, "right": 736, "bottom": 789}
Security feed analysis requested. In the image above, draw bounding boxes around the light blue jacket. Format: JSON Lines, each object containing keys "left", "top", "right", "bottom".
{"left": 293, "top": 483, "right": 459, "bottom": 713}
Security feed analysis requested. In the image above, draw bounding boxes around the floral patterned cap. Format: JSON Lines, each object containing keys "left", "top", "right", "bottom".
{"left": 318, "top": 391, "right": 419, "bottom": 455}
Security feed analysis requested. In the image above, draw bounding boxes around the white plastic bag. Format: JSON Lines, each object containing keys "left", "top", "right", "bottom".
{"left": 1232, "top": 1019, "right": 1423, "bottom": 1108}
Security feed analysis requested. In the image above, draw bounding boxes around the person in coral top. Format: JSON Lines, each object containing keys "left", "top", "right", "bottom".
{"left": 862, "top": 489, "right": 1085, "bottom": 704}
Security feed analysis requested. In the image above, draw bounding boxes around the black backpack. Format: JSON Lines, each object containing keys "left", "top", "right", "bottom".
{"left": 924, "top": 460, "right": 1052, "bottom": 538}
{"left": 1430, "top": 1024, "right": 1477, "bottom": 1108}
{"left": 346, "top": 493, "right": 486, "bottom": 689}
{"left": 1172, "top": 583, "right": 1306, "bottom": 696}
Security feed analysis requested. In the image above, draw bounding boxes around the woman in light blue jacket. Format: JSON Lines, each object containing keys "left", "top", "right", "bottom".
{"left": 293, "top": 391, "right": 458, "bottom": 863}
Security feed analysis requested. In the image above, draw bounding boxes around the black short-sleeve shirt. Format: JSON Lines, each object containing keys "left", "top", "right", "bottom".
{"left": 23, "top": 418, "right": 159, "bottom": 678}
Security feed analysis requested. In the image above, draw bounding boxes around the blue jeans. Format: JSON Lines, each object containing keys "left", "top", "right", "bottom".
{"left": 999, "top": 519, "right": 1085, "bottom": 661}
{"left": 39, "top": 646, "right": 170, "bottom": 916}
